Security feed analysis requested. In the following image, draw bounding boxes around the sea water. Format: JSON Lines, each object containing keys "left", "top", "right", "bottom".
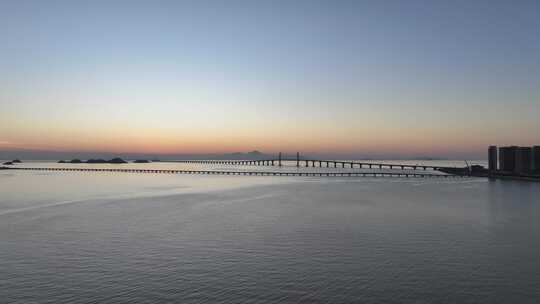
{"left": 1, "top": 162, "right": 539, "bottom": 303}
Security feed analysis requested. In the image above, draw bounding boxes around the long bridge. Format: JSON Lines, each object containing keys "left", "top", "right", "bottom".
{"left": 0, "top": 166, "right": 466, "bottom": 178}
{"left": 175, "top": 159, "right": 446, "bottom": 170}
{"left": 0, "top": 153, "right": 471, "bottom": 178}
{"left": 171, "top": 153, "right": 454, "bottom": 171}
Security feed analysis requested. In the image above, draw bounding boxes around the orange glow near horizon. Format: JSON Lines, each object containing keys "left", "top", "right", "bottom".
{"left": 3, "top": 81, "right": 538, "bottom": 159}
{"left": 0, "top": 125, "right": 511, "bottom": 158}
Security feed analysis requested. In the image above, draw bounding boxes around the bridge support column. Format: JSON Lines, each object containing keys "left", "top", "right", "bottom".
{"left": 296, "top": 152, "right": 300, "bottom": 167}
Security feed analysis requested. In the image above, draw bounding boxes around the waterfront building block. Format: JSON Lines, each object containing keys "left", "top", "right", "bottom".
{"left": 499, "top": 146, "right": 517, "bottom": 172}
{"left": 515, "top": 147, "right": 532, "bottom": 173}
{"left": 488, "top": 146, "right": 497, "bottom": 171}
{"left": 532, "top": 146, "right": 540, "bottom": 172}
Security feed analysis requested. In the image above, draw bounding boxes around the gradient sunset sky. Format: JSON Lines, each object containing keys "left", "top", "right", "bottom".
{"left": 1, "top": 0, "right": 539, "bottom": 158}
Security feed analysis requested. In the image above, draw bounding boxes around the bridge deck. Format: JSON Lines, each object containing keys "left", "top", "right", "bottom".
{"left": 1, "top": 167, "right": 466, "bottom": 178}
{"left": 170, "top": 159, "right": 453, "bottom": 171}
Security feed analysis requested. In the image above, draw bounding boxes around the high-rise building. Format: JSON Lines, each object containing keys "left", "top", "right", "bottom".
{"left": 532, "top": 146, "right": 540, "bottom": 172}
{"left": 488, "top": 146, "right": 497, "bottom": 171}
{"left": 515, "top": 147, "right": 532, "bottom": 173}
{"left": 499, "top": 146, "right": 517, "bottom": 172}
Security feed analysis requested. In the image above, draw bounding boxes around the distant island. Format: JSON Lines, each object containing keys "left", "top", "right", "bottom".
{"left": 59, "top": 158, "right": 128, "bottom": 164}
{"left": 221, "top": 150, "right": 267, "bottom": 159}
{"left": 2, "top": 159, "right": 22, "bottom": 165}
{"left": 133, "top": 160, "right": 150, "bottom": 163}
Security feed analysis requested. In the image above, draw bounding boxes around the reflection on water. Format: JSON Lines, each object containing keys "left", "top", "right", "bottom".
{"left": 0, "top": 170, "right": 293, "bottom": 214}
{"left": 1, "top": 168, "right": 539, "bottom": 303}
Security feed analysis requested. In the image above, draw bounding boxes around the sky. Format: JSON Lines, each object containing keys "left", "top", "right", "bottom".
{"left": 1, "top": 0, "right": 539, "bottom": 159}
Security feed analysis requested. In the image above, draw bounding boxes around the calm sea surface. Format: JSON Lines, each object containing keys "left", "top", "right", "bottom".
{"left": 1, "top": 161, "right": 539, "bottom": 303}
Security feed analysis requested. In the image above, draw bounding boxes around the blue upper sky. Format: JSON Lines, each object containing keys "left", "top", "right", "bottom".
{"left": 1, "top": 0, "right": 539, "bottom": 158}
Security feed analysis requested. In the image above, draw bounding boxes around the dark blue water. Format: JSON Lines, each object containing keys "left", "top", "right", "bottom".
{"left": 1, "top": 170, "right": 539, "bottom": 303}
